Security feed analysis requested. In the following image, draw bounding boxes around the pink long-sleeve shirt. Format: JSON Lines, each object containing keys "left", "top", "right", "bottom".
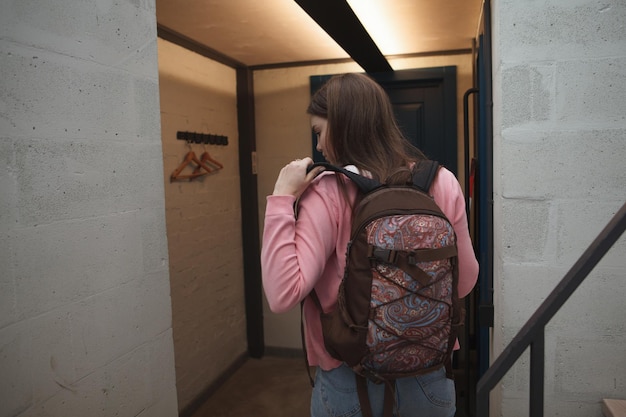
{"left": 261, "top": 167, "right": 479, "bottom": 371}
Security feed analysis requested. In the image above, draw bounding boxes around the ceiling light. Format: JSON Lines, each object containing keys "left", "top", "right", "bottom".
{"left": 346, "top": 0, "right": 407, "bottom": 55}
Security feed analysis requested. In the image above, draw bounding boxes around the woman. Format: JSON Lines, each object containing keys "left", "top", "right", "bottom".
{"left": 261, "top": 73, "right": 479, "bottom": 417}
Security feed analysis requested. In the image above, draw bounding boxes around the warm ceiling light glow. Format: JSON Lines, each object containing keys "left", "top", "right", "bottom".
{"left": 346, "top": 0, "right": 407, "bottom": 55}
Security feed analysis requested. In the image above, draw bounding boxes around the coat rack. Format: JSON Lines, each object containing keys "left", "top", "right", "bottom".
{"left": 170, "top": 133, "right": 225, "bottom": 182}
{"left": 176, "top": 131, "right": 228, "bottom": 146}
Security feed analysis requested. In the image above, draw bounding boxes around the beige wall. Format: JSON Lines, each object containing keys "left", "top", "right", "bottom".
{"left": 255, "top": 53, "right": 475, "bottom": 350}
{"left": 254, "top": 62, "right": 360, "bottom": 349}
{"left": 157, "top": 39, "right": 247, "bottom": 412}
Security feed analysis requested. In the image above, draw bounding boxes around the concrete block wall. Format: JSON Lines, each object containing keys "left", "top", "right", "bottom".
{"left": 492, "top": 0, "right": 626, "bottom": 415}
{"left": 157, "top": 39, "right": 247, "bottom": 412}
{"left": 0, "top": 1, "right": 178, "bottom": 416}
{"left": 255, "top": 52, "right": 475, "bottom": 350}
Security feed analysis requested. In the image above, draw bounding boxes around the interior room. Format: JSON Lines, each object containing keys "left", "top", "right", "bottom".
{"left": 3, "top": 1, "right": 623, "bottom": 416}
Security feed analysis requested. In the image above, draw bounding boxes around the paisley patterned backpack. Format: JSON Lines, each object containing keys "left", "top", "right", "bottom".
{"left": 308, "top": 160, "right": 462, "bottom": 417}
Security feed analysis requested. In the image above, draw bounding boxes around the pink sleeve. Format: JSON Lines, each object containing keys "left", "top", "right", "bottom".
{"left": 261, "top": 177, "right": 341, "bottom": 313}
{"left": 430, "top": 168, "right": 479, "bottom": 299}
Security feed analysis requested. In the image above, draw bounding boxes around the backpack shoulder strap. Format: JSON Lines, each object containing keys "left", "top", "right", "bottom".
{"left": 310, "top": 161, "right": 440, "bottom": 193}
{"left": 411, "top": 159, "right": 440, "bottom": 192}
{"left": 307, "top": 162, "right": 382, "bottom": 194}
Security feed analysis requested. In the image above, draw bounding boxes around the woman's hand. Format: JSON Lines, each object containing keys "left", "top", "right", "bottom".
{"left": 273, "top": 157, "right": 325, "bottom": 198}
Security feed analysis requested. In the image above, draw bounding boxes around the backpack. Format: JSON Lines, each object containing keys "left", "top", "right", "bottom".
{"left": 306, "top": 160, "right": 463, "bottom": 417}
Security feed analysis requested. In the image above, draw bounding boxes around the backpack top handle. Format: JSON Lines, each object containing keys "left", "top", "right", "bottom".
{"left": 307, "top": 162, "right": 383, "bottom": 193}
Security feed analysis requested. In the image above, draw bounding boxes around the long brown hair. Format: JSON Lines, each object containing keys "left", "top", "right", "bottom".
{"left": 307, "top": 73, "right": 426, "bottom": 184}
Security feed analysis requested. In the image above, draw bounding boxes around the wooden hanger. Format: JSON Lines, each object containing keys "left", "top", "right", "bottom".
{"left": 170, "top": 150, "right": 214, "bottom": 181}
{"left": 199, "top": 151, "right": 224, "bottom": 170}
{"left": 191, "top": 149, "right": 224, "bottom": 176}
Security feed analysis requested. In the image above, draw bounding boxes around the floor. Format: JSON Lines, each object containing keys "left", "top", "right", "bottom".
{"left": 190, "top": 356, "right": 312, "bottom": 417}
{"left": 189, "top": 355, "right": 472, "bottom": 417}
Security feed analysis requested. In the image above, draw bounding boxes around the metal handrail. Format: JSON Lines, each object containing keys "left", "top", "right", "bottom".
{"left": 476, "top": 201, "right": 626, "bottom": 416}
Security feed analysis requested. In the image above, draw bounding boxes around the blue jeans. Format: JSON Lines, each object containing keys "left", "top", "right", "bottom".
{"left": 311, "top": 364, "right": 456, "bottom": 417}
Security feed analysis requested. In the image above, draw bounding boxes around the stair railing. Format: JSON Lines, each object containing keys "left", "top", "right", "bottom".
{"left": 476, "top": 201, "right": 626, "bottom": 417}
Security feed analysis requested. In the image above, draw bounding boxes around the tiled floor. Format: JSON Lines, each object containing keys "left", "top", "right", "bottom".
{"left": 190, "top": 356, "right": 312, "bottom": 417}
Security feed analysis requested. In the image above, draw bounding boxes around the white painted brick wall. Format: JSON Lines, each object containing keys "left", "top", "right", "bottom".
{"left": 493, "top": 0, "right": 626, "bottom": 415}
{"left": 0, "top": 0, "right": 178, "bottom": 416}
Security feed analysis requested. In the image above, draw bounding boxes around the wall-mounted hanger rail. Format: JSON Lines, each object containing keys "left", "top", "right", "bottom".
{"left": 176, "top": 131, "right": 228, "bottom": 146}
{"left": 171, "top": 138, "right": 225, "bottom": 182}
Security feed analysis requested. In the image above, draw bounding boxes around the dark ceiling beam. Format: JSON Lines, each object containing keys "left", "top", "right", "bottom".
{"left": 294, "top": 0, "right": 393, "bottom": 73}
{"left": 157, "top": 24, "right": 246, "bottom": 69}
